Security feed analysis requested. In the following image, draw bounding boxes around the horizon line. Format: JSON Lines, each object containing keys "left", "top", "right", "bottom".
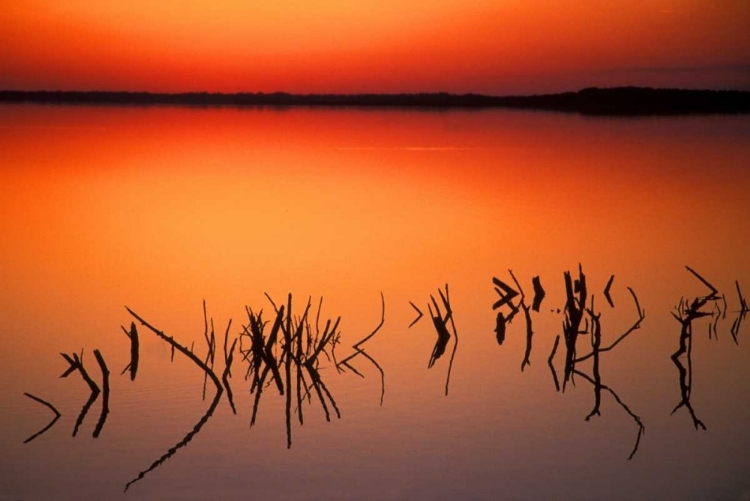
{"left": 2, "top": 87, "right": 749, "bottom": 116}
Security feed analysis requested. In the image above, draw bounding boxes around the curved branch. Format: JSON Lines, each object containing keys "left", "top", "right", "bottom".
{"left": 22, "top": 393, "right": 62, "bottom": 444}
{"left": 124, "top": 307, "right": 224, "bottom": 492}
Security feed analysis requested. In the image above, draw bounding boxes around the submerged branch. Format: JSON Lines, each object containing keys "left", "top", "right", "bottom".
{"left": 60, "top": 351, "right": 100, "bottom": 437}
{"left": 92, "top": 349, "right": 110, "bottom": 438}
{"left": 22, "top": 393, "right": 62, "bottom": 444}
{"left": 574, "top": 369, "right": 645, "bottom": 460}
{"left": 124, "top": 307, "right": 224, "bottom": 492}
{"left": 575, "top": 287, "right": 644, "bottom": 364}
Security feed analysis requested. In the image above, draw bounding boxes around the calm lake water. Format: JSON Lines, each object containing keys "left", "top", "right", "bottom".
{"left": 1, "top": 104, "right": 749, "bottom": 501}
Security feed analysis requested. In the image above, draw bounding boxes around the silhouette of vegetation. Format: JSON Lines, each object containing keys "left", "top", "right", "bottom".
{"left": 604, "top": 275, "right": 615, "bottom": 308}
{"left": 338, "top": 293, "right": 386, "bottom": 405}
{"left": 508, "top": 271, "right": 536, "bottom": 372}
{"left": 60, "top": 350, "right": 101, "bottom": 437}
{"left": 548, "top": 335, "right": 561, "bottom": 392}
{"left": 492, "top": 275, "right": 520, "bottom": 346}
{"left": 670, "top": 266, "right": 721, "bottom": 430}
{"left": 22, "top": 393, "right": 61, "bottom": 444}
{"left": 200, "top": 300, "right": 217, "bottom": 402}
{"left": 531, "top": 276, "right": 546, "bottom": 312}
{"left": 574, "top": 288, "right": 644, "bottom": 364}
{"left": 411, "top": 285, "right": 459, "bottom": 395}
{"left": 730, "top": 281, "right": 749, "bottom": 344}
{"left": 573, "top": 369, "right": 645, "bottom": 460}
{"left": 119, "top": 322, "right": 140, "bottom": 381}
{"left": 124, "top": 306, "right": 224, "bottom": 492}
{"left": 545, "top": 265, "right": 646, "bottom": 458}
{"left": 408, "top": 301, "right": 423, "bottom": 328}
{"left": 491, "top": 271, "right": 546, "bottom": 371}
{"left": 561, "top": 265, "right": 588, "bottom": 391}
{"left": 92, "top": 349, "right": 110, "bottom": 438}
{"left": 221, "top": 320, "right": 238, "bottom": 415}
{"left": 16, "top": 264, "right": 750, "bottom": 493}
{"left": 240, "top": 293, "right": 343, "bottom": 449}
{"left": 2, "top": 87, "right": 749, "bottom": 114}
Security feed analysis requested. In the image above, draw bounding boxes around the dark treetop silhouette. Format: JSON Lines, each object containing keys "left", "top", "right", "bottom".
{"left": 2, "top": 87, "right": 750, "bottom": 115}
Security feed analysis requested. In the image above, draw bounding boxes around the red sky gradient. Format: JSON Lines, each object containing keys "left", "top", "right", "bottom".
{"left": 1, "top": 0, "right": 749, "bottom": 94}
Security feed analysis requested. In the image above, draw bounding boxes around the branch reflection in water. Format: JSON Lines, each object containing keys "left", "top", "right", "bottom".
{"left": 241, "top": 293, "right": 345, "bottom": 449}
{"left": 15, "top": 264, "right": 750, "bottom": 492}
{"left": 123, "top": 305, "right": 226, "bottom": 492}
{"left": 59, "top": 350, "right": 101, "bottom": 438}
{"left": 670, "top": 266, "right": 723, "bottom": 430}
{"left": 410, "top": 284, "right": 459, "bottom": 396}
{"left": 22, "top": 393, "right": 61, "bottom": 444}
{"left": 337, "top": 293, "right": 386, "bottom": 405}
{"left": 542, "top": 264, "right": 646, "bottom": 459}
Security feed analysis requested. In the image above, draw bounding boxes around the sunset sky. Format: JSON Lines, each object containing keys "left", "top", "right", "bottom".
{"left": 2, "top": 0, "right": 749, "bottom": 94}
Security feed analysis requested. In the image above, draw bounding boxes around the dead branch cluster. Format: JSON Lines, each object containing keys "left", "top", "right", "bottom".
{"left": 18, "top": 264, "right": 749, "bottom": 493}
{"left": 491, "top": 270, "right": 545, "bottom": 372}
{"left": 543, "top": 264, "right": 646, "bottom": 460}
{"left": 238, "top": 293, "right": 345, "bottom": 449}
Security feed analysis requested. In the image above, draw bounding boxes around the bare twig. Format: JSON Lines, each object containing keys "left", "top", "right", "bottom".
{"left": 575, "top": 288, "right": 644, "bottom": 364}
{"left": 92, "top": 349, "right": 110, "bottom": 438}
{"left": 60, "top": 351, "right": 100, "bottom": 437}
{"left": 119, "top": 322, "right": 139, "bottom": 380}
{"left": 574, "top": 369, "right": 645, "bottom": 460}
{"left": 603, "top": 275, "right": 615, "bottom": 308}
{"left": 548, "top": 335, "right": 561, "bottom": 392}
{"left": 22, "top": 393, "right": 61, "bottom": 444}
{"left": 221, "top": 319, "right": 237, "bottom": 415}
{"left": 123, "top": 307, "right": 224, "bottom": 492}
{"left": 408, "top": 301, "right": 424, "bottom": 328}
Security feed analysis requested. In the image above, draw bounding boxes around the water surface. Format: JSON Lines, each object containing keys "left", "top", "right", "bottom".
{"left": 1, "top": 104, "right": 749, "bottom": 501}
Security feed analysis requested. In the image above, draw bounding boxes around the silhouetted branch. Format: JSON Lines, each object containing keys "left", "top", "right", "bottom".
{"left": 492, "top": 277, "right": 519, "bottom": 310}
{"left": 408, "top": 301, "right": 424, "bottom": 328}
{"left": 574, "top": 369, "right": 645, "bottom": 460}
{"left": 575, "top": 287, "right": 644, "bottom": 363}
{"left": 531, "top": 276, "right": 546, "bottom": 312}
{"left": 92, "top": 349, "right": 110, "bottom": 438}
{"left": 60, "top": 351, "right": 100, "bottom": 437}
{"left": 520, "top": 303, "right": 533, "bottom": 372}
{"left": 583, "top": 302, "right": 602, "bottom": 420}
{"left": 730, "top": 281, "right": 749, "bottom": 344}
{"left": 603, "top": 275, "right": 615, "bottom": 308}
{"left": 123, "top": 307, "right": 224, "bottom": 492}
{"left": 669, "top": 268, "right": 716, "bottom": 431}
{"left": 440, "top": 285, "right": 459, "bottom": 397}
{"left": 284, "top": 295, "right": 294, "bottom": 449}
{"left": 562, "top": 265, "right": 587, "bottom": 392}
{"left": 495, "top": 312, "right": 507, "bottom": 346}
{"left": 357, "top": 349, "right": 385, "bottom": 406}
{"left": 508, "top": 270, "right": 535, "bottom": 372}
{"left": 221, "top": 320, "right": 237, "bottom": 415}
{"left": 548, "top": 335, "right": 561, "bottom": 392}
{"left": 119, "top": 322, "right": 139, "bottom": 380}
{"left": 201, "top": 301, "right": 217, "bottom": 402}
{"left": 685, "top": 266, "right": 719, "bottom": 297}
{"left": 337, "top": 293, "right": 385, "bottom": 367}
{"left": 22, "top": 393, "right": 61, "bottom": 444}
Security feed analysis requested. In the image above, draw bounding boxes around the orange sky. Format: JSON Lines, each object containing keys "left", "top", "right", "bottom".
{"left": 1, "top": 0, "right": 749, "bottom": 93}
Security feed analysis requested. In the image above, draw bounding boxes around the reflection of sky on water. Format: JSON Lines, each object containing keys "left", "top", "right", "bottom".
{"left": 0, "top": 104, "right": 749, "bottom": 500}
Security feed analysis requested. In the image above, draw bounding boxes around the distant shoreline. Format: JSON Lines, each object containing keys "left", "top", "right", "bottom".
{"left": 1, "top": 87, "right": 749, "bottom": 115}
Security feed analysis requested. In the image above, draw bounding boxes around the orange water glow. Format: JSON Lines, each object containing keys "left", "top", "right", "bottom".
{"left": 1, "top": 105, "right": 749, "bottom": 500}
{"left": 1, "top": 104, "right": 748, "bottom": 358}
